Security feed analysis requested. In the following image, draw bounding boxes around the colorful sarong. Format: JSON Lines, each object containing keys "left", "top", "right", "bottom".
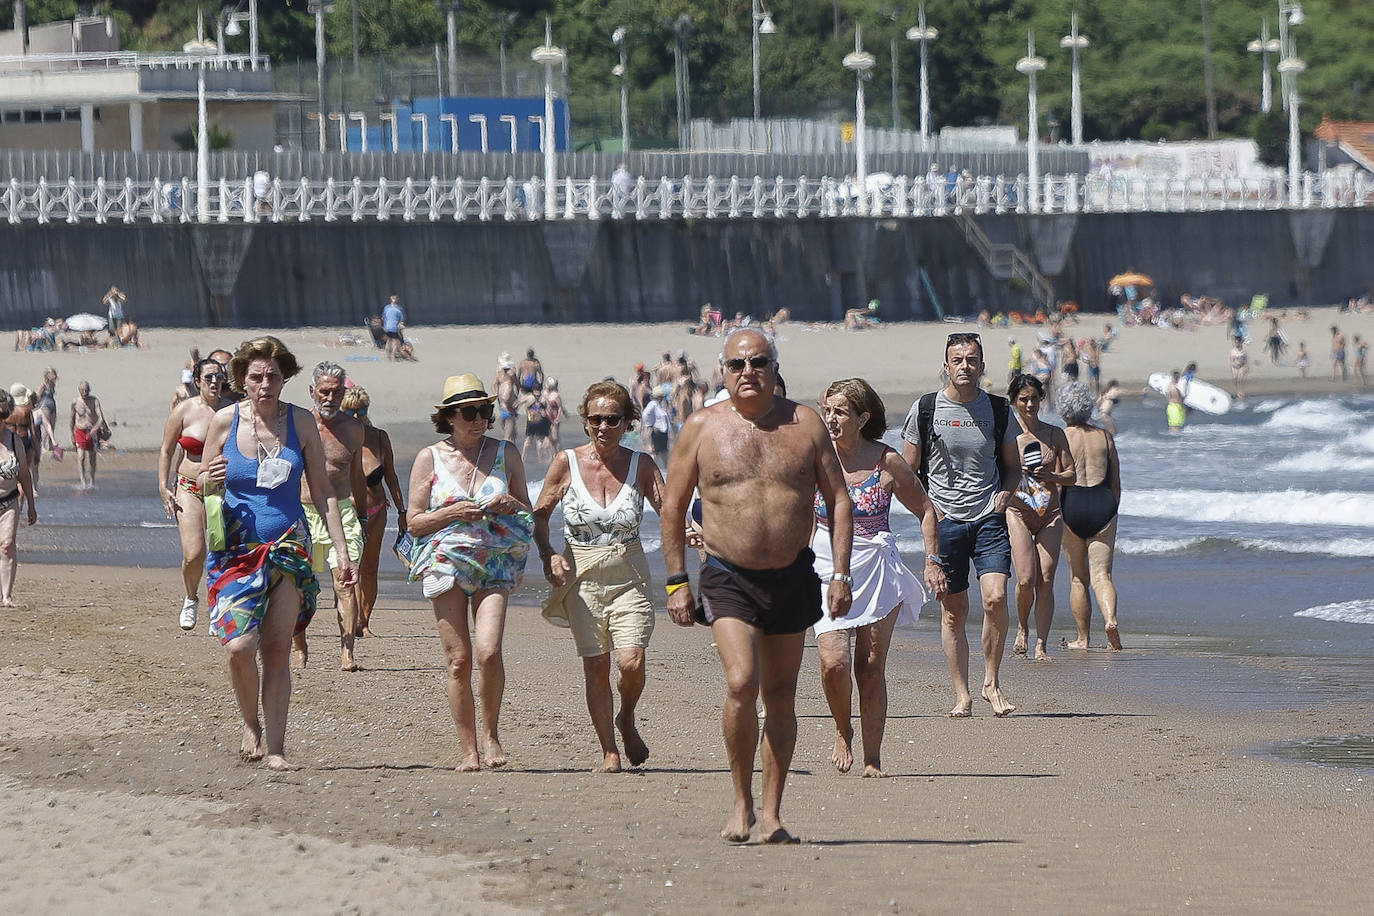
{"left": 206, "top": 515, "right": 318, "bottom": 644}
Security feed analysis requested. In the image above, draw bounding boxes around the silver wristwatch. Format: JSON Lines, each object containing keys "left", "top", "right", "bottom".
{"left": 830, "top": 573, "right": 853, "bottom": 586}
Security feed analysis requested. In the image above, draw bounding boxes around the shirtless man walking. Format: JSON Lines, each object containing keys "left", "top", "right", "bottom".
{"left": 299, "top": 362, "right": 368, "bottom": 671}
{"left": 69, "top": 381, "right": 107, "bottom": 489}
{"left": 662, "top": 328, "right": 853, "bottom": 844}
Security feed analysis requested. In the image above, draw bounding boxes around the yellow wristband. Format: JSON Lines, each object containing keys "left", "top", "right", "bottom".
{"left": 665, "top": 581, "right": 689, "bottom": 596}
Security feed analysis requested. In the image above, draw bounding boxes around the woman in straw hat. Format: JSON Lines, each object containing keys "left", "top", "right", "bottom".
{"left": 406, "top": 373, "right": 534, "bottom": 771}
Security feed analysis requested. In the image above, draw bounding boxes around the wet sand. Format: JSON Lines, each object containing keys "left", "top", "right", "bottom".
{"left": 1, "top": 547, "right": 1371, "bottom": 912}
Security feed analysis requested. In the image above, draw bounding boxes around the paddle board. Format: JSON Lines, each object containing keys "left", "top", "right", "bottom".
{"left": 1147, "top": 372, "right": 1232, "bottom": 415}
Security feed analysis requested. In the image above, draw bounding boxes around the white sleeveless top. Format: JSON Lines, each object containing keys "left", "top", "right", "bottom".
{"left": 560, "top": 449, "right": 644, "bottom": 547}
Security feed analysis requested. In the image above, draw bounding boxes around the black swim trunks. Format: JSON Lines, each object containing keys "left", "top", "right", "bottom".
{"left": 694, "top": 549, "right": 823, "bottom": 636}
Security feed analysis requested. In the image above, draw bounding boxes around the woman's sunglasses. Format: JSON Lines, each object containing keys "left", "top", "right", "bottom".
{"left": 586, "top": 414, "right": 624, "bottom": 428}
{"left": 723, "top": 355, "right": 773, "bottom": 373}
{"left": 455, "top": 403, "right": 495, "bottom": 421}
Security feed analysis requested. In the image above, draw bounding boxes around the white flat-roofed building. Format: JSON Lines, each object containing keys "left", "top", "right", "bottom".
{"left": 0, "top": 16, "right": 301, "bottom": 153}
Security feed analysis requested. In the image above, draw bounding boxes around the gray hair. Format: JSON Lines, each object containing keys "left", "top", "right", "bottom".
{"left": 311, "top": 361, "right": 346, "bottom": 386}
{"left": 1057, "top": 382, "right": 1096, "bottom": 426}
{"left": 720, "top": 327, "right": 779, "bottom": 364}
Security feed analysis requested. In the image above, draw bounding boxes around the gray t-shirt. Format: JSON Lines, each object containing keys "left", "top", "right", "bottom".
{"left": 901, "top": 390, "right": 1020, "bottom": 522}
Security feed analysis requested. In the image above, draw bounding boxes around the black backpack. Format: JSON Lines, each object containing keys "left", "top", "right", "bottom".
{"left": 914, "top": 391, "right": 1010, "bottom": 488}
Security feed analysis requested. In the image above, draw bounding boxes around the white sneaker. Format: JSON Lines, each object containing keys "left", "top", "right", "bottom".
{"left": 179, "top": 597, "right": 198, "bottom": 631}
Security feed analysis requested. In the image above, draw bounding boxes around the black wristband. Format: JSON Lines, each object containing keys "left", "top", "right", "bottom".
{"left": 665, "top": 572, "right": 690, "bottom": 587}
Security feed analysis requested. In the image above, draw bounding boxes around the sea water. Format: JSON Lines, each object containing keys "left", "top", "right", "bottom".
{"left": 27, "top": 397, "right": 1374, "bottom": 717}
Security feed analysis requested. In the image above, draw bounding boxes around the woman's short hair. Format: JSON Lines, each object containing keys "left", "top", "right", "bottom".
{"left": 1008, "top": 372, "right": 1044, "bottom": 400}
{"left": 342, "top": 386, "right": 370, "bottom": 411}
{"left": 1057, "top": 382, "right": 1096, "bottom": 426}
{"left": 578, "top": 381, "right": 639, "bottom": 431}
{"left": 229, "top": 336, "right": 300, "bottom": 393}
{"left": 822, "top": 378, "right": 886, "bottom": 441}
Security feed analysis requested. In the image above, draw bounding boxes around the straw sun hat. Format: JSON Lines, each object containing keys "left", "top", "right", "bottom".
{"left": 434, "top": 373, "right": 497, "bottom": 409}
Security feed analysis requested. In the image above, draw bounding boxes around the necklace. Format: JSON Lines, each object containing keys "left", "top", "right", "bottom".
{"left": 250, "top": 403, "right": 284, "bottom": 460}
{"left": 730, "top": 401, "right": 775, "bottom": 428}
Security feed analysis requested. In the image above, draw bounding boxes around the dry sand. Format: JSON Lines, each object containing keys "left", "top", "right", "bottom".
{"left": 3, "top": 311, "right": 1374, "bottom": 912}
{"left": 9, "top": 305, "right": 1373, "bottom": 451}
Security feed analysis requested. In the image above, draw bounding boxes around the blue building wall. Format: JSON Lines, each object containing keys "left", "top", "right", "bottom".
{"left": 345, "top": 97, "right": 571, "bottom": 153}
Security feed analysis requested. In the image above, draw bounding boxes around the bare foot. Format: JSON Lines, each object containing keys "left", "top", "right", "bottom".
{"left": 1, "top": 598, "right": 16, "bottom": 608}
{"left": 455, "top": 752, "right": 481, "bottom": 773}
{"left": 361, "top": 627, "right": 376, "bottom": 638}
{"left": 593, "top": 752, "right": 622, "bottom": 774}
{"left": 721, "top": 808, "right": 756, "bottom": 844}
{"left": 1105, "top": 624, "right": 1123, "bottom": 650}
{"left": 1012, "top": 628, "right": 1028, "bottom": 655}
{"left": 981, "top": 686, "right": 1017, "bottom": 717}
{"left": 947, "top": 698, "right": 973, "bottom": 718}
{"left": 263, "top": 754, "right": 299, "bottom": 771}
{"left": 292, "top": 644, "right": 308, "bottom": 671}
{"left": 1063, "top": 636, "right": 1089, "bottom": 649}
{"left": 239, "top": 726, "right": 263, "bottom": 761}
{"left": 861, "top": 763, "right": 887, "bottom": 778}
{"left": 340, "top": 649, "right": 359, "bottom": 672}
{"left": 616, "top": 712, "right": 650, "bottom": 767}
{"left": 1033, "top": 643, "right": 1052, "bottom": 661}
{"left": 831, "top": 731, "right": 854, "bottom": 774}
{"left": 483, "top": 739, "right": 508, "bottom": 768}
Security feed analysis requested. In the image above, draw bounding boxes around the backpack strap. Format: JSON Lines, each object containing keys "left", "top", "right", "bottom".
{"left": 916, "top": 391, "right": 938, "bottom": 488}
{"left": 989, "top": 393, "right": 1010, "bottom": 449}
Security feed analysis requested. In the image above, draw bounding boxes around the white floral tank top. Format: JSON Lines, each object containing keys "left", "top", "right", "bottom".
{"left": 560, "top": 449, "right": 645, "bottom": 547}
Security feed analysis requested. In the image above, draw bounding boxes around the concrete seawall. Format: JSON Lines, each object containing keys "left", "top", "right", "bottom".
{"left": 2, "top": 210, "right": 1370, "bottom": 329}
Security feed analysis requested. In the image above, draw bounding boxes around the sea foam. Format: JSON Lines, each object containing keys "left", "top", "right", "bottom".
{"left": 1295, "top": 600, "right": 1374, "bottom": 626}
{"left": 1123, "top": 488, "right": 1374, "bottom": 529}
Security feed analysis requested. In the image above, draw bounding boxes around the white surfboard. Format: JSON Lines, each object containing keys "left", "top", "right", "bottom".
{"left": 1148, "top": 372, "right": 1232, "bottom": 416}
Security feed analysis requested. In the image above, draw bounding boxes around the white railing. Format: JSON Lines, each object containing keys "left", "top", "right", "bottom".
{"left": 1, "top": 172, "right": 1370, "bottom": 225}
{"left": 0, "top": 51, "right": 268, "bottom": 74}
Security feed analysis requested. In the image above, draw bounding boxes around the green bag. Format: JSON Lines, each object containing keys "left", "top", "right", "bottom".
{"left": 204, "top": 492, "right": 226, "bottom": 552}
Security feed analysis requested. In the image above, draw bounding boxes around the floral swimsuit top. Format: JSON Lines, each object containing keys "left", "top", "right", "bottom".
{"left": 560, "top": 450, "right": 645, "bottom": 547}
{"left": 814, "top": 447, "right": 892, "bottom": 539}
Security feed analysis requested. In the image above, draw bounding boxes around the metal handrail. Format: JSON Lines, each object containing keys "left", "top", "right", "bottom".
{"left": 0, "top": 52, "right": 269, "bottom": 73}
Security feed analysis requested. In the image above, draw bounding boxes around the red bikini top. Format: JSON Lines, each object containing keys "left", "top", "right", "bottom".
{"left": 177, "top": 435, "right": 205, "bottom": 456}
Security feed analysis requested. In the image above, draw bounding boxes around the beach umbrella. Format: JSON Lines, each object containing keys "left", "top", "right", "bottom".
{"left": 1108, "top": 272, "right": 1153, "bottom": 288}
{"left": 66, "top": 313, "right": 107, "bottom": 332}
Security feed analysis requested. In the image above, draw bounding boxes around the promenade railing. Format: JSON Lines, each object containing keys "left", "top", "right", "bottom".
{"left": 1, "top": 172, "right": 1369, "bottom": 225}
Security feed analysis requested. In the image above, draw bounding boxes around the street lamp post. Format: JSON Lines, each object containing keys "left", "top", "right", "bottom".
{"left": 1279, "top": 52, "right": 1306, "bottom": 205}
{"left": 751, "top": 0, "right": 776, "bottom": 121}
{"left": 1015, "top": 31, "right": 1047, "bottom": 213}
{"left": 670, "top": 14, "right": 694, "bottom": 150}
{"left": 612, "top": 27, "right": 629, "bottom": 154}
{"left": 532, "top": 19, "right": 566, "bottom": 220}
{"left": 222, "top": 1, "right": 260, "bottom": 68}
{"left": 309, "top": 2, "right": 334, "bottom": 148}
{"left": 1060, "top": 11, "right": 1089, "bottom": 146}
{"left": 1248, "top": 19, "right": 1281, "bottom": 113}
{"left": 904, "top": 2, "right": 937, "bottom": 144}
{"left": 843, "top": 25, "right": 876, "bottom": 216}
{"left": 437, "top": 3, "right": 462, "bottom": 99}
{"left": 495, "top": 11, "right": 517, "bottom": 96}
{"left": 1277, "top": 2, "right": 1304, "bottom": 110}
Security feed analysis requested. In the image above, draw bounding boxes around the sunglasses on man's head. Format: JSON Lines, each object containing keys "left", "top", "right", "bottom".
{"left": 455, "top": 403, "right": 495, "bottom": 421}
{"left": 586, "top": 414, "right": 624, "bottom": 428}
{"left": 946, "top": 333, "right": 982, "bottom": 345}
{"left": 723, "top": 355, "right": 773, "bottom": 373}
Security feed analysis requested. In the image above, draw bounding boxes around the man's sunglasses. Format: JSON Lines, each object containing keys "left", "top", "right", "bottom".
{"left": 723, "top": 355, "right": 773, "bottom": 373}
{"left": 586, "top": 414, "right": 624, "bottom": 428}
{"left": 455, "top": 403, "right": 495, "bottom": 421}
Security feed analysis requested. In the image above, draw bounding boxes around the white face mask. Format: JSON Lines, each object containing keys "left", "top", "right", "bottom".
{"left": 257, "top": 456, "right": 292, "bottom": 489}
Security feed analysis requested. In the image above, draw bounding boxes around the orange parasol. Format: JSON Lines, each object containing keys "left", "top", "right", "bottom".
{"left": 1109, "top": 272, "right": 1153, "bottom": 288}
